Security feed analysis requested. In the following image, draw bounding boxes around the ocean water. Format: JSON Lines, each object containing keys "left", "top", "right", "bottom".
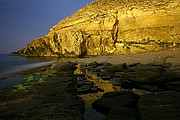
{"left": 0, "top": 54, "right": 60, "bottom": 76}
{"left": 0, "top": 54, "right": 61, "bottom": 91}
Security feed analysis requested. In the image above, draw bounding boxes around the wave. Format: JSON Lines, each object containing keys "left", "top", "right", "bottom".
{"left": 0, "top": 61, "right": 57, "bottom": 78}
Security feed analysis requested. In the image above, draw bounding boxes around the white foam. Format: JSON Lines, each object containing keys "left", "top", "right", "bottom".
{"left": 0, "top": 61, "right": 57, "bottom": 78}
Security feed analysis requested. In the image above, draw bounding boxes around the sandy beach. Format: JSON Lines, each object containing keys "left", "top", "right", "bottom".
{"left": 72, "top": 48, "right": 180, "bottom": 67}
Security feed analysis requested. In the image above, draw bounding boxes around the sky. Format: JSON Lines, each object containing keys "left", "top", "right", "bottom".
{"left": 0, "top": 0, "right": 93, "bottom": 54}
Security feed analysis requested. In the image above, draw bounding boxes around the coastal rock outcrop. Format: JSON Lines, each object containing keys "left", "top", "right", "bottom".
{"left": 78, "top": 61, "right": 180, "bottom": 119}
{"left": 138, "top": 91, "right": 180, "bottom": 120}
{"left": 12, "top": 0, "right": 180, "bottom": 57}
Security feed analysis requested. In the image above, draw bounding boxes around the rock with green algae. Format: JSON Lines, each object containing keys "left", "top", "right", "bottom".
{"left": 0, "top": 63, "right": 84, "bottom": 120}
{"left": 12, "top": 0, "right": 180, "bottom": 57}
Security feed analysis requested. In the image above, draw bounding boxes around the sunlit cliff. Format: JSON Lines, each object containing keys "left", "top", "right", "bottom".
{"left": 12, "top": 0, "right": 180, "bottom": 57}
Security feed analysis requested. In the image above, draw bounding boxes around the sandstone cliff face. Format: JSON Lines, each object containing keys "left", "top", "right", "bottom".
{"left": 12, "top": 0, "right": 180, "bottom": 57}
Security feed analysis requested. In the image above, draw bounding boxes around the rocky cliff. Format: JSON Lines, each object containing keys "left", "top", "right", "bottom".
{"left": 12, "top": 0, "right": 180, "bottom": 57}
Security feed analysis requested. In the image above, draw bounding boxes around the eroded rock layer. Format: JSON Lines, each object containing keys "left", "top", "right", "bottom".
{"left": 12, "top": 0, "right": 180, "bottom": 57}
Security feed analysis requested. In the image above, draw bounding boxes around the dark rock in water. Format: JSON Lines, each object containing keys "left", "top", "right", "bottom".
{"left": 77, "top": 85, "right": 99, "bottom": 95}
{"left": 98, "top": 71, "right": 114, "bottom": 76}
{"left": 105, "top": 107, "right": 137, "bottom": 120}
{"left": 96, "top": 63, "right": 112, "bottom": 70}
{"left": 128, "top": 63, "right": 141, "bottom": 68}
{"left": 112, "top": 81, "right": 122, "bottom": 86}
{"left": 107, "top": 63, "right": 128, "bottom": 72}
{"left": 138, "top": 91, "right": 180, "bottom": 120}
{"left": 89, "top": 70, "right": 98, "bottom": 76}
{"left": 71, "top": 74, "right": 85, "bottom": 78}
{"left": 166, "top": 81, "right": 180, "bottom": 91}
{"left": 121, "top": 80, "right": 141, "bottom": 89}
{"left": 76, "top": 76, "right": 86, "bottom": 81}
{"left": 115, "top": 70, "right": 162, "bottom": 83}
{"left": 98, "top": 88, "right": 104, "bottom": 92}
{"left": 87, "top": 61, "right": 98, "bottom": 68}
{"left": 76, "top": 81, "right": 94, "bottom": 87}
{"left": 140, "top": 85, "right": 162, "bottom": 92}
{"left": 98, "top": 71, "right": 114, "bottom": 80}
{"left": 92, "top": 91, "right": 138, "bottom": 115}
{"left": 109, "top": 78, "right": 121, "bottom": 86}
{"left": 77, "top": 86, "right": 91, "bottom": 94}
{"left": 162, "top": 69, "right": 180, "bottom": 81}
{"left": 134, "top": 64, "right": 167, "bottom": 75}
{"left": 100, "top": 76, "right": 112, "bottom": 80}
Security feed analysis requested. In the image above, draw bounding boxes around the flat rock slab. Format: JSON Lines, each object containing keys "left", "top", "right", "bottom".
{"left": 92, "top": 91, "right": 138, "bottom": 115}
{"left": 166, "top": 81, "right": 180, "bottom": 91}
{"left": 138, "top": 91, "right": 180, "bottom": 120}
{"left": 0, "top": 76, "right": 84, "bottom": 120}
{"left": 105, "top": 107, "right": 137, "bottom": 120}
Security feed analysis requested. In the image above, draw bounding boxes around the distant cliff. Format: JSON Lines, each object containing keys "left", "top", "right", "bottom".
{"left": 12, "top": 0, "right": 180, "bottom": 57}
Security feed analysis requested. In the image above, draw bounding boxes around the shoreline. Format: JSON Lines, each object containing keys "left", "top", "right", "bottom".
{"left": 0, "top": 61, "right": 58, "bottom": 80}
{"left": 0, "top": 61, "right": 85, "bottom": 120}
{"left": 0, "top": 49, "right": 180, "bottom": 119}
{"left": 72, "top": 48, "right": 180, "bottom": 67}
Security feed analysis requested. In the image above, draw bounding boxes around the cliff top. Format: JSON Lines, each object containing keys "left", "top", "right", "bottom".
{"left": 51, "top": 0, "right": 179, "bottom": 31}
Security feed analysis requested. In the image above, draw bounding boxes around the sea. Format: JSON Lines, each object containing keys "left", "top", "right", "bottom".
{"left": 0, "top": 54, "right": 61, "bottom": 91}
{"left": 0, "top": 54, "right": 61, "bottom": 75}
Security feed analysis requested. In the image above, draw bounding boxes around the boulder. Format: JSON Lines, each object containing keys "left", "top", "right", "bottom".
{"left": 131, "top": 88, "right": 151, "bottom": 96}
{"left": 98, "top": 71, "right": 114, "bottom": 77}
{"left": 140, "top": 85, "right": 162, "bottom": 92}
{"left": 114, "top": 63, "right": 176, "bottom": 83}
{"left": 115, "top": 71, "right": 162, "bottom": 83}
{"left": 96, "top": 63, "right": 112, "bottom": 70}
{"left": 87, "top": 61, "right": 98, "bottom": 68}
{"left": 92, "top": 91, "right": 138, "bottom": 115}
{"left": 162, "top": 69, "right": 180, "bottom": 81}
{"left": 105, "top": 107, "right": 138, "bottom": 120}
{"left": 76, "top": 81, "right": 94, "bottom": 87}
{"left": 138, "top": 91, "right": 180, "bottom": 120}
{"left": 77, "top": 85, "right": 100, "bottom": 95}
{"left": 109, "top": 78, "right": 121, "bottom": 86}
{"left": 121, "top": 80, "right": 141, "bottom": 89}
{"left": 128, "top": 63, "right": 141, "bottom": 68}
{"left": 107, "top": 63, "right": 128, "bottom": 72}
{"left": 98, "top": 71, "right": 114, "bottom": 80}
{"left": 76, "top": 76, "right": 86, "bottom": 81}
{"left": 166, "top": 81, "right": 180, "bottom": 91}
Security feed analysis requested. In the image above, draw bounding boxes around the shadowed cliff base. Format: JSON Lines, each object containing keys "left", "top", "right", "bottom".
{"left": 11, "top": 0, "right": 180, "bottom": 57}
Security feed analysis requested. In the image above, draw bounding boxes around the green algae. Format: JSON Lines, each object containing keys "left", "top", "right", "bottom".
{"left": 24, "top": 75, "right": 35, "bottom": 83}
{"left": 13, "top": 84, "right": 31, "bottom": 92}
